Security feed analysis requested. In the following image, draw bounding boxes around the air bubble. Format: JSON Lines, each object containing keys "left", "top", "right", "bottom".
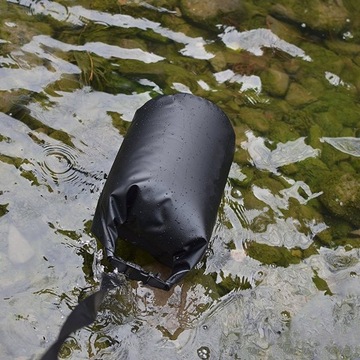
{"left": 197, "top": 346, "right": 210, "bottom": 359}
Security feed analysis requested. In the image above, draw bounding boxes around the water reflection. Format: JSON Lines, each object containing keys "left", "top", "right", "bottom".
{"left": 1, "top": 0, "right": 360, "bottom": 359}
{"left": 219, "top": 27, "right": 312, "bottom": 61}
{"left": 241, "top": 131, "right": 319, "bottom": 174}
{"left": 9, "top": 0, "right": 214, "bottom": 59}
{"left": 321, "top": 136, "right": 360, "bottom": 157}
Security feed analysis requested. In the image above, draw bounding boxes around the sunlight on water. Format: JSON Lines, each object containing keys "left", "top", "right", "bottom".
{"left": 1, "top": 0, "right": 360, "bottom": 359}
{"left": 241, "top": 131, "right": 320, "bottom": 174}
{"left": 321, "top": 136, "right": 360, "bottom": 157}
{"left": 219, "top": 27, "right": 312, "bottom": 61}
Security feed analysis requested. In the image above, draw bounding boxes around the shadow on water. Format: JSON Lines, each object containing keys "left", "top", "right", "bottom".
{"left": 1, "top": 0, "right": 360, "bottom": 359}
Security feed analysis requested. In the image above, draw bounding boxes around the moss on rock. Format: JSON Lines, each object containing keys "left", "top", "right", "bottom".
{"left": 245, "top": 240, "right": 318, "bottom": 267}
{"left": 261, "top": 67, "right": 289, "bottom": 98}
{"left": 0, "top": 203, "right": 9, "bottom": 217}
{"left": 285, "top": 82, "right": 317, "bottom": 108}
{"left": 321, "top": 172, "right": 360, "bottom": 226}
{"left": 270, "top": 1, "right": 349, "bottom": 34}
{"left": 179, "top": 0, "right": 247, "bottom": 27}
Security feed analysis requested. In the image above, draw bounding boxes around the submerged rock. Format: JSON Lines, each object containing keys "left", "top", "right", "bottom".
{"left": 285, "top": 82, "right": 317, "bottom": 107}
{"left": 261, "top": 67, "right": 289, "bottom": 97}
{"left": 321, "top": 173, "right": 360, "bottom": 226}
{"left": 179, "top": 0, "right": 246, "bottom": 26}
{"left": 270, "top": 1, "right": 350, "bottom": 34}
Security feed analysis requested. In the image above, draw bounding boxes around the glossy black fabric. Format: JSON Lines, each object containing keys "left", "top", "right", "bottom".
{"left": 91, "top": 93, "right": 235, "bottom": 289}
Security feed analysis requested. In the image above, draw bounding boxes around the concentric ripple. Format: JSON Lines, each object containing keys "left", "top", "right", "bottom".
{"left": 40, "top": 144, "right": 79, "bottom": 185}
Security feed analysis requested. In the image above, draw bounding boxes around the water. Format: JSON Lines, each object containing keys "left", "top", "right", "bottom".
{"left": 1, "top": 0, "right": 360, "bottom": 359}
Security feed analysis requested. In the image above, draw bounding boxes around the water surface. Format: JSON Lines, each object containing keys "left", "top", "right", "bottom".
{"left": 1, "top": 1, "right": 360, "bottom": 359}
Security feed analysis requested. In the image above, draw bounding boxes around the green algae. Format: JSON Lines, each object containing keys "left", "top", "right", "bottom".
{"left": 6, "top": 98, "right": 74, "bottom": 147}
{"left": 236, "top": 107, "right": 271, "bottom": 134}
{"left": 312, "top": 270, "right": 333, "bottom": 296}
{"left": 0, "top": 203, "right": 9, "bottom": 218}
{"left": 56, "top": 228, "right": 82, "bottom": 241}
{"left": 261, "top": 67, "right": 289, "bottom": 98}
{"left": 321, "top": 172, "right": 360, "bottom": 227}
{"left": 245, "top": 241, "right": 318, "bottom": 268}
{"left": 108, "top": 111, "right": 131, "bottom": 136}
{"left": 216, "top": 272, "right": 252, "bottom": 297}
{"left": 20, "top": 169, "right": 40, "bottom": 186}
{"left": 0, "top": 154, "right": 27, "bottom": 169}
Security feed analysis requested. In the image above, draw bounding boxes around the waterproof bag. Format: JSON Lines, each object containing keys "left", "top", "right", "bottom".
{"left": 91, "top": 93, "right": 235, "bottom": 290}
{"left": 41, "top": 94, "right": 234, "bottom": 359}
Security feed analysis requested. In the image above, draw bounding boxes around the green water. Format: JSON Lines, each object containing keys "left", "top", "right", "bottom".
{"left": 1, "top": 0, "right": 360, "bottom": 359}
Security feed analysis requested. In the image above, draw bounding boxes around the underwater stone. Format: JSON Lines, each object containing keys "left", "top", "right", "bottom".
{"left": 283, "top": 58, "right": 301, "bottom": 75}
{"left": 179, "top": 0, "right": 246, "bottom": 25}
{"left": 316, "top": 227, "right": 333, "bottom": 245}
{"left": 234, "top": 148, "right": 249, "bottom": 165}
{"left": 325, "top": 40, "right": 360, "bottom": 56}
{"left": 321, "top": 172, "right": 360, "bottom": 227}
{"left": 265, "top": 15, "right": 302, "bottom": 44}
{"left": 315, "top": 111, "right": 343, "bottom": 136}
{"left": 280, "top": 163, "right": 298, "bottom": 175}
{"left": 267, "top": 119, "right": 300, "bottom": 143}
{"left": 209, "top": 52, "right": 227, "bottom": 72}
{"left": 237, "top": 108, "right": 270, "bottom": 134}
{"left": 291, "top": 157, "right": 329, "bottom": 191}
{"left": 261, "top": 68, "right": 289, "bottom": 98}
{"left": 234, "top": 124, "right": 250, "bottom": 146}
{"left": 270, "top": 1, "right": 349, "bottom": 34}
{"left": 338, "top": 161, "right": 356, "bottom": 175}
{"left": 350, "top": 157, "right": 360, "bottom": 173}
{"left": 308, "top": 124, "right": 323, "bottom": 150}
{"left": 299, "top": 77, "right": 325, "bottom": 98}
{"left": 285, "top": 82, "right": 317, "bottom": 108}
{"left": 321, "top": 143, "right": 350, "bottom": 168}
{"left": 245, "top": 241, "right": 301, "bottom": 268}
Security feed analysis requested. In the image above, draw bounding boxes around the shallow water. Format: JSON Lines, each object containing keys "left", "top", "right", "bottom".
{"left": 1, "top": 1, "right": 360, "bottom": 359}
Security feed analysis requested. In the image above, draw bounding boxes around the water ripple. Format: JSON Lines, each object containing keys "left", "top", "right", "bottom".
{"left": 219, "top": 27, "right": 312, "bottom": 61}
{"left": 39, "top": 144, "right": 79, "bottom": 185}
{"left": 9, "top": 0, "right": 214, "bottom": 60}
{"left": 23, "top": 35, "right": 165, "bottom": 63}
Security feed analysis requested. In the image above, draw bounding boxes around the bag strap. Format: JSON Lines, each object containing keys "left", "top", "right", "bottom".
{"left": 40, "top": 273, "right": 124, "bottom": 360}
{"left": 40, "top": 257, "right": 188, "bottom": 358}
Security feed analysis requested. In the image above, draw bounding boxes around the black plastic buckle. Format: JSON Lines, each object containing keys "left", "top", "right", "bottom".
{"left": 110, "top": 256, "right": 171, "bottom": 290}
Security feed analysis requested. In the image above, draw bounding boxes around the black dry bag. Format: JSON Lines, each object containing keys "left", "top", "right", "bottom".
{"left": 91, "top": 93, "right": 235, "bottom": 290}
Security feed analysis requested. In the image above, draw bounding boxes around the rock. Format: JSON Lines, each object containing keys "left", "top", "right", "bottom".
{"left": 209, "top": 51, "right": 227, "bottom": 72}
{"left": 285, "top": 82, "right": 317, "bottom": 107}
{"left": 261, "top": 68, "right": 289, "bottom": 97}
{"left": 179, "top": 0, "right": 246, "bottom": 26}
{"left": 271, "top": 1, "right": 350, "bottom": 34}
{"left": 315, "top": 111, "right": 343, "bottom": 136}
{"left": 308, "top": 124, "right": 323, "bottom": 150}
{"left": 325, "top": 39, "right": 360, "bottom": 55}
{"left": 265, "top": 15, "right": 302, "bottom": 44}
{"left": 237, "top": 107, "right": 271, "bottom": 133}
{"left": 321, "top": 173, "right": 360, "bottom": 226}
